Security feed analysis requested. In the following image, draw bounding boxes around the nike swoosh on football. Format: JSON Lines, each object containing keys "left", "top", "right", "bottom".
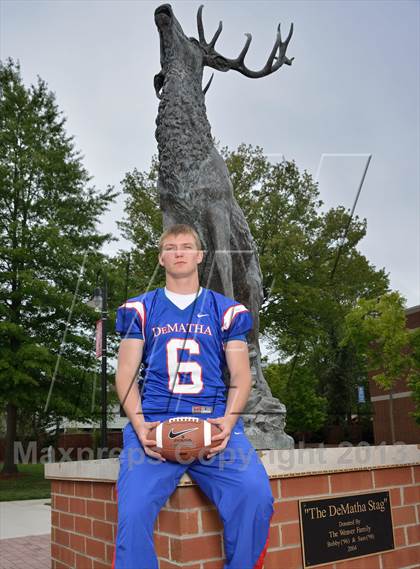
{"left": 168, "top": 427, "right": 199, "bottom": 439}
{"left": 197, "top": 313, "right": 209, "bottom": 318}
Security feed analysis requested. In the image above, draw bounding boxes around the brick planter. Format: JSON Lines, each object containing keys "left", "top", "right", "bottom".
{"left": 45, "top": 445, "right": 420, "bottom": 569}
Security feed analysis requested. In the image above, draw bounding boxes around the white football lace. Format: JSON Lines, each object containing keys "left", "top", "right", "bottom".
{"left": 168, "top": 416, "right": 200, "bottom": 423}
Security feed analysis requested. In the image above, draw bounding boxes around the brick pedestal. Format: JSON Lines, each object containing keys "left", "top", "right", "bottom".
{"left": 45, "top": 445, "right": 420, "bottom": 569}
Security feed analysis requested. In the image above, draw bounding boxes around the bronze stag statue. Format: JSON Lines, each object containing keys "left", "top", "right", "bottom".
{"left": 154, "top": 3, "right": 294, "bottom": 448}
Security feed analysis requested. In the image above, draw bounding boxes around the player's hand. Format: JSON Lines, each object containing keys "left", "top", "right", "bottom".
{"left": 137, "top": 421, "right": 166, "bottom": 461}
{"left": 206, "top": 416, "right": 235, "bottom": 458}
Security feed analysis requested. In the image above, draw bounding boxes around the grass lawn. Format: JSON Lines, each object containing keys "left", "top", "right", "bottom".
{"left": 0, "top": 463, "right": 51, "bottom": 502}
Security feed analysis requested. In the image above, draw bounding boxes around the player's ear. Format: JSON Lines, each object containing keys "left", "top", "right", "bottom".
{"left": 197, "top": 249, "right": 204, "bottom": 265}
{"left": 158, "top": 252, "right": 165, "bottom": 267}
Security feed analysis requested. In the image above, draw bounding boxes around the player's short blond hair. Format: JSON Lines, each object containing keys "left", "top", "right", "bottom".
{"left": 158, "top": 224, "right": 202, "bottom": 253}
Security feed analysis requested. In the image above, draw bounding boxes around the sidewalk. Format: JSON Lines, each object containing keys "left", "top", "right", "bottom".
{"left": 0, "top": 534, "right": 50, "bottom": 569}
{"left": 0, "top": 499, "right": 51, "bottom": 569}
{"left": 0, "top": 498, "right": 51, "bottom": 539}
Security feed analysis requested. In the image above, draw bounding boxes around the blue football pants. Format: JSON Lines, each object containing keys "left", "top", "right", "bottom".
{"left": 113, "top": 421, "right": 274, "bottom": 569}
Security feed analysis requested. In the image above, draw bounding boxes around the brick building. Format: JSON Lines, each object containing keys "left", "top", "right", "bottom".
{"left": 370, "top": 305, "right": 420, "bottom": 444}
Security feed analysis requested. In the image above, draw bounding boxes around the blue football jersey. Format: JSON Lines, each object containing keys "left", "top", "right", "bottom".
{"left": 115, "top": 287, "right": 252, "bottom": 421}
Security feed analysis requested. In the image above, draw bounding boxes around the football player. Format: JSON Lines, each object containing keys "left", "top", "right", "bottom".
{"left": 113, "top": 224, "right": 273, "bottom": 569}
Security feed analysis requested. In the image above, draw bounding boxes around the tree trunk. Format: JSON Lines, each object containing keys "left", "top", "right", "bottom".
{"left": 1, "top": 403, "right": 18, "bottom": 475}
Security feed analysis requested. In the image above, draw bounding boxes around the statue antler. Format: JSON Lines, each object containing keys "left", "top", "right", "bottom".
{"left": 197, "top": 5, "right": 294, "bottom": 78}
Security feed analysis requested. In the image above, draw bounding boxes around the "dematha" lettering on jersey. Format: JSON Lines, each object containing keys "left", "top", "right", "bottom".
{"left": 152, "top": 323, "right": 212, "bottom": 336}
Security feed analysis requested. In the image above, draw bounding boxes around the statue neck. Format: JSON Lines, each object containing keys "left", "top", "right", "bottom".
{"left": 156, "top": 71, "right": 213, "bottom": 165}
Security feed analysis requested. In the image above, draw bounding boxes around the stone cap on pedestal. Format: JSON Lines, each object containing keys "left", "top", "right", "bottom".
{"left": 45, "top": 444, "right": 420, "bottom": 483}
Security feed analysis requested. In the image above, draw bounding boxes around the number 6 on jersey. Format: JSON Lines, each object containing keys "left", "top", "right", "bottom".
{"left": 167, "top": 338, "right": 203, "bottom": 393}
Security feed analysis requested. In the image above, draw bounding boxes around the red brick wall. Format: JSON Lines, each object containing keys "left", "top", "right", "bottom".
{"left": 50, "top": 465, "right": 420, "bottom": 569}
{"left": 51, "top": 480, "right": 117, "bottom": 569}
{"left": 368, "top": 305, "right": 420, "bottom": 445}
{"left": 265, "top": 467, "right": 420, "bottom": 569}
{"left": 406, "top": 308, "right": 420, "bottom": 330}
{"left": 372, "top": 397, "right": 420, "bottom": 445}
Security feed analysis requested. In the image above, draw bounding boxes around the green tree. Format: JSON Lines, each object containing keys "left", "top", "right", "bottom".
{"left": 117, "top": 159, "right": 165, "bottom": 296}
{"left": 265, "top": 361, "right": 327, "bottom": 440}
{"left": 341, "top": 292, "right": 420, "bottom": 426}
{"left": 222, "top": 144, "right": 389, "bottom": 426}
{"left": 0, "top": 59, "right": 118, "bottom": 473}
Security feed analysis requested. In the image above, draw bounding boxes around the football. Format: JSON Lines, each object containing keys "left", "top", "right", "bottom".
{"left": 149, "top": 417, "right": 222, "bottom": 462}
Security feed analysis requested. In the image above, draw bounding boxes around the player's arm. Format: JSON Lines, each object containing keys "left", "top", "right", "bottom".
{"left": 115, "top": 338, "right": 165, "bottom": 460}
{"left": 207, "top": 340, "right": 251, "bottom": 456}
{"left": 224, "top": 340, "right": 252, "bottom": 424}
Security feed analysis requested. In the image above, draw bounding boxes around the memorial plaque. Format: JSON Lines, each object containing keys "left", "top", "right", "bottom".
{"left": 299, "top": 491, "right": 394, "bottom": 567}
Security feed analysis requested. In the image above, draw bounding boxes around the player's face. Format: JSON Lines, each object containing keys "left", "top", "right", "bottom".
{"left": 159, "top": 233, "right": 203, "bottom": 277}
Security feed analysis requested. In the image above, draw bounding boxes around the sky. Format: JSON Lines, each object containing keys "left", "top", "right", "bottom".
{"left": 1, "top": 0, "right": 419, "bottom": 308}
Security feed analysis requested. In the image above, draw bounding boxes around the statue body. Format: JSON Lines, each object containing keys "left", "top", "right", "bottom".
{"left": 154, "top": 3, "right": 294, "bottom": 448}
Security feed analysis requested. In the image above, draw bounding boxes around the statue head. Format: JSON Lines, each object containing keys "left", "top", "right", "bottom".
{"left": 154, "top": 3, "right": 294, "bottom": 99}
{"left": 154, "top": 3, "right": 204, "bottom": 94}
